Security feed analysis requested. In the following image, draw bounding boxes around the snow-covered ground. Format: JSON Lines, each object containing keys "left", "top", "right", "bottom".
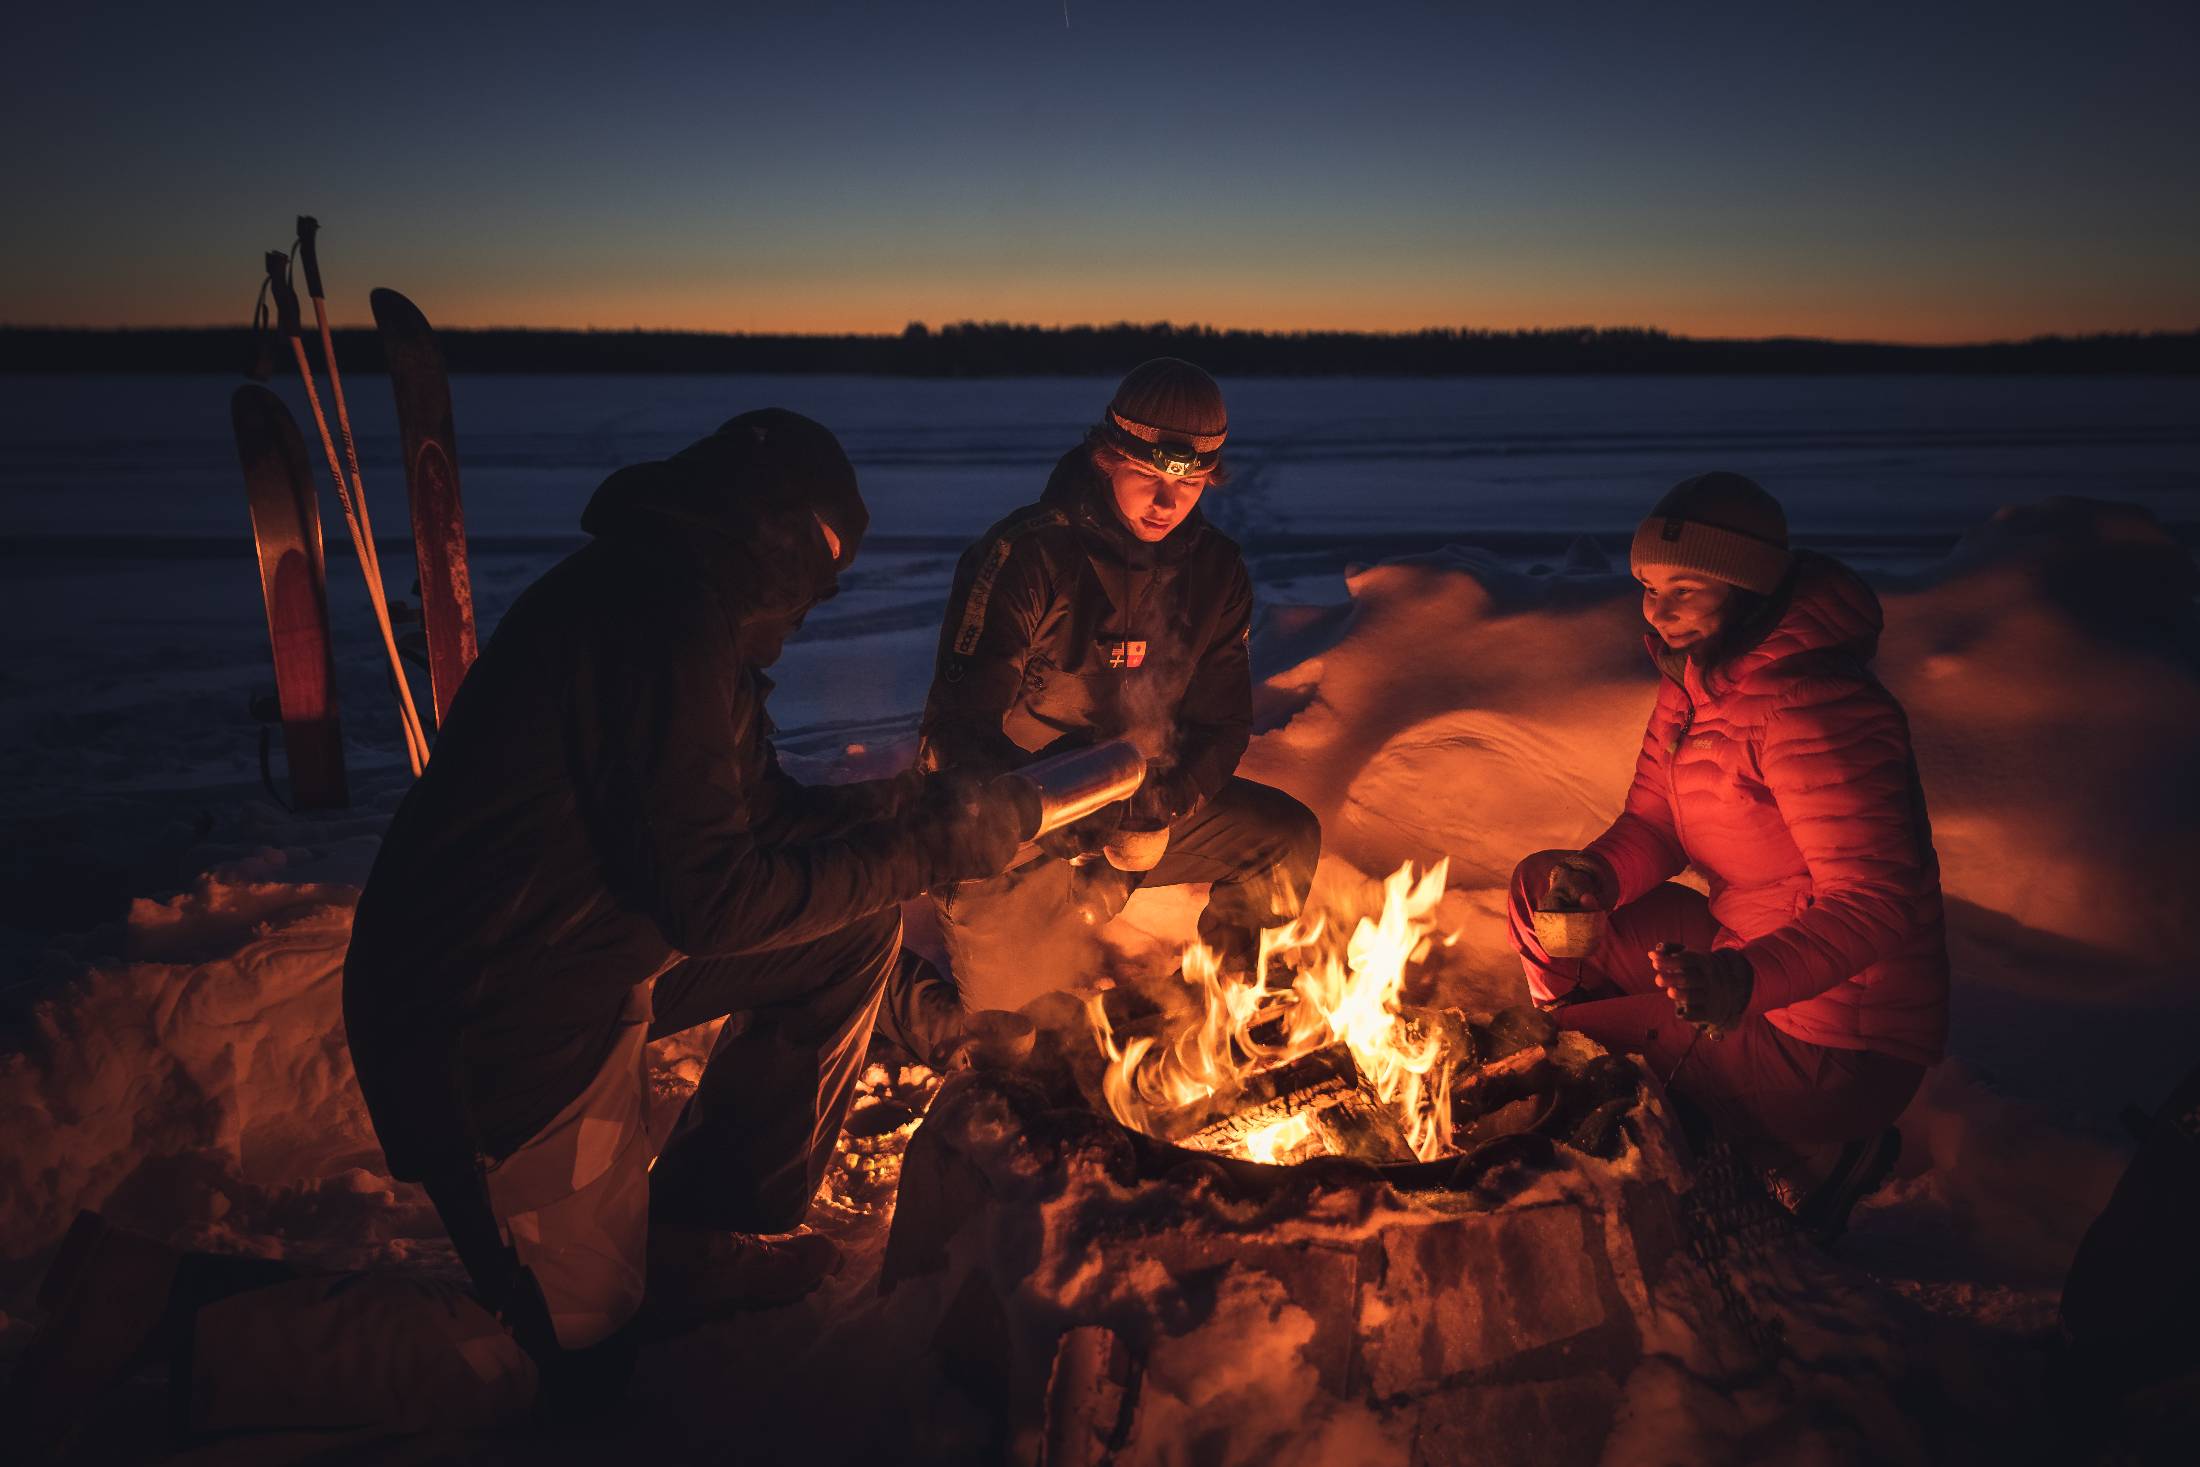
{"left": 2, "top": 374, "right": 2196, "bottom": 1462}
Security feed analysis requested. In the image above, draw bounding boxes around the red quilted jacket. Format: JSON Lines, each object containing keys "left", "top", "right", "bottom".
{"left": 1586, "top": 552, "right": 1949, "bottom": 1064}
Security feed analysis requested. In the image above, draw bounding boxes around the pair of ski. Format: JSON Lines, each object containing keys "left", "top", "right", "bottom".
{"left": 235, "top": 221, "right": 476, "bottom": 810}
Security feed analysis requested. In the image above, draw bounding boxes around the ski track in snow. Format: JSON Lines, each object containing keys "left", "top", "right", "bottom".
{"left": 1, "top": 375, "right": 2197, "bottom": 1462}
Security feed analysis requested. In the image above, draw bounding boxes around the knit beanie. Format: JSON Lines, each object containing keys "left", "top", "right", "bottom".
{"left": 680, "top": 408, "right": 867, "bottom": 570}
{"left": 1101, "top": 358, "right": 1227, "bottom": 471}
{"left": 1629, "top": 471, "right": 1791, "bottom": 595}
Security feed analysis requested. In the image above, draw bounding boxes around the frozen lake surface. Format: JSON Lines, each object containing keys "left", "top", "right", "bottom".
{"left": 2, "top": 372, "right": 2195, "bottom": 936}
{"left": 5, "top": 372, "right": 2197, "bottom": 544}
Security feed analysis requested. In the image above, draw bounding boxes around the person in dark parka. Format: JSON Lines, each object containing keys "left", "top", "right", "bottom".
{"left": 896, "top": 361, "right": 1321, "bottom": 1049}
{"left": 346, "top": 409, "right": 1030, "bottom": 1323}
{"left": 9, "top": 411, "right": 1033, "bottom": 1440}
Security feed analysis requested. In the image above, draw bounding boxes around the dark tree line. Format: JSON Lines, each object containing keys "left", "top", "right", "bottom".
{"left": 3, "top": 321, "right": 2193, "bottom": 375}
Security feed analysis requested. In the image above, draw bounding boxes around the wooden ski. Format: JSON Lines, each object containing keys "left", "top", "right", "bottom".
{"left": 233, "top": 383, "right": 349, "bottom": 809}
{"left": 371, "top": 287, "right": 477, "bottom": 728}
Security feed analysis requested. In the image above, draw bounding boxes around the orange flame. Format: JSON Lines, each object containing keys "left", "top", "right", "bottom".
{"left": 1089, "top": 860, "right": 1460, "bottom": 1162}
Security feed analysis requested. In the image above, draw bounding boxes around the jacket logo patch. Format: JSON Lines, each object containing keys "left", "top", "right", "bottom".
{"left": 1105, "top": 639, "right": 1147, "bottom": 670}
{"left": 1689, "top": 734, "right": 1718, "bottom": 749}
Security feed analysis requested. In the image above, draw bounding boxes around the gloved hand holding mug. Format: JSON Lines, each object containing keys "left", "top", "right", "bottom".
{"left": 1539, "top": 850, "right": 1617, "bottom": 911}
{"left": 1036, "top": 800, "right": 1121, "bottom": 865}
{"left": 1512, "top": 848, "right": 1620, "bottom": 961}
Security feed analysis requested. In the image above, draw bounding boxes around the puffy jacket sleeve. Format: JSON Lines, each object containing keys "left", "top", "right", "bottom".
{"left": 760, "top": 749, "right": 924, "bottom": 841}
{"left": 1739, "top": 675, "right": 1933, "bottom": 1013}
{"left": 580, "top": 595, "right": 946, "bottom": 957}
{"left": 1144, "top": 556, "right": 1254, "bottom": 823}
{"left": 1584, "top": 681, "right": 1690, "bottom": 904}
{"left": 918, "top": 530, "right": 1055, "bottom": 777}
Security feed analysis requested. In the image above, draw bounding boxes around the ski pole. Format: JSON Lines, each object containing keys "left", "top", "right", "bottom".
{"left": 266, "top": 250, "right": 430, "bottom": 775}
{"left": 297, "top": 221, "right": 427, "bottom": 740}
{"left": 294, "top": 219, "right": 418, "bottom": 704}
{"left": 295, "top": 217, "right": 375, "bottom": 549}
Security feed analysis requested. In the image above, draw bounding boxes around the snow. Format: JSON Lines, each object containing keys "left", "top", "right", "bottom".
{"left": 2, "top": 372, "right": 2197, "bottom": 1460}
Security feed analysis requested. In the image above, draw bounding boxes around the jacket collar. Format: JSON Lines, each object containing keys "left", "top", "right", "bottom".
{"left": 1648, "top": 551, "right": 1883, "bottom": 700}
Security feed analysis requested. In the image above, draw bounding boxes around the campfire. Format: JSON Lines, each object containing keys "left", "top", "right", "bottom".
{"left": 1087, "top": 860, "right": 1611, "bottom": 1172}
{"left": 879, "top": 858, "right": 1762, "bottom": 1467}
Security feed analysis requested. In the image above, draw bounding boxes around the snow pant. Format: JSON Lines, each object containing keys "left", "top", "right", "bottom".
{"left": 909, "top": 777, "right": 1319, "bottom": 1038}
{"left": 1507, "top": 869, "right": 1922, "bottom": 1150}
{"left": 174, "top": 907, "right": 900, "bottom": 1434}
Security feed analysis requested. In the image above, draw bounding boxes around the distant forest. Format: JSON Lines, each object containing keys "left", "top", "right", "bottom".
{"left": 3, "top": 322, "right": 2194, "bottom": 375}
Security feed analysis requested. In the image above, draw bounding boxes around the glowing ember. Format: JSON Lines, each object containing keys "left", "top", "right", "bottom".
{"left": 1241, "top": 1110, "right": 1314, "bottom": 1165}
{"left": 1088, "top": 860, "right": 1463, "bottom": 1164}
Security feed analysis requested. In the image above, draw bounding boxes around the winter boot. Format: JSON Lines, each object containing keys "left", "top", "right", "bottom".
{"left": 5, "top": 1211, "right": 183, "bottom": 1460}
{"left": 1794, "top": 1127, "right": 1902, "bottom": 1246}
{"left": 640, "top": 1226, "right": 842, "bottom": 1335}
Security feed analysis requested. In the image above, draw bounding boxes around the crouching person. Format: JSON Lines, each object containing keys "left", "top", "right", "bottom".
{"left": 884, "top": 360, "right": 1319, "bottom": 1060}
{"left": 1508, "top": 472, "right": 1948, "bottom": 1243}
{"left": 11, "top": 412, "right": 1034, "bottom": 1446}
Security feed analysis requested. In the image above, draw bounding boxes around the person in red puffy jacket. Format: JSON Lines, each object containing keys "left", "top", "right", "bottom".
{"left": 1508, "top": 472, "right": 1948, "bottom": 1239}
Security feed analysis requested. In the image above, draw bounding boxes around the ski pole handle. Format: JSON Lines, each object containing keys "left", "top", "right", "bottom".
{"left": 295, "top": 216, "right": 326, "bottom": 302}
{"left": 265, "top": 251, "right": 302, "bottom": 338}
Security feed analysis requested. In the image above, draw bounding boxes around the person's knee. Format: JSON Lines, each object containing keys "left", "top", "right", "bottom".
{"left": 850, "top": 907, "right": 902, "bottom": 981}
{"left": 818, "top": 908, "right": 902, "bottom": 1014}
{"left": 1232, "top": 781, "right": 1322, "bottom": 882}
{"left": 1273, "top": 790, "right": 1321, "bottom": 877}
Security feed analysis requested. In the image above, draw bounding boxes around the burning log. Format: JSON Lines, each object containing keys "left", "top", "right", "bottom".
{"left": 1454, "top": 1044, "right": 1550, "bottom": 1108}
{"left": 1174, "top": 1045, "right": 1417, "bottom": 1166}
{"left": 1451, "top": 1044, "right": 1558, "bottom": 1149}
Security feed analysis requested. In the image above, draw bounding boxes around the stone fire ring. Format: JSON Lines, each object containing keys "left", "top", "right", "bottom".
{"left": 878, "top": 1020, "right": 1790, "bottom": 1467}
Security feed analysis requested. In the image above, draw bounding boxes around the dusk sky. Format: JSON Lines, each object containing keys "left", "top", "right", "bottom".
{"left": 8, "top": 0, "right": 2195, "bottom": 342}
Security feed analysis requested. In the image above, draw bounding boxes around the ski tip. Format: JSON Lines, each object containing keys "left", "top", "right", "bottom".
{"left": 370, "top": 287, "right": 428, "bottom": 331}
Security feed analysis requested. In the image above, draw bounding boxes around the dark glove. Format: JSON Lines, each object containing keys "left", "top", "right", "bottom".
{"left": 1540, "top": 853, "right": 1628, "bottom": 910}
{"left": 1125, "top": 762, "right": 1195, "bottom": 831}
{"left": 1648, "top": 943, "right": 1754, "bottom": 1031}
{"left": 919, "top": 772, "right": 1041, "bottom": 887}
{"left": 1036, "top": 799, "right": 1123, "bottom": 864}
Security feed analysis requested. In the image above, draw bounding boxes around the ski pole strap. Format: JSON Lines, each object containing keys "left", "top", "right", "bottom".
{"left": 248, "top": 280, "right": 276, "bottom": 383}
{"left": 265, "top": 251, "right": 303, "bottom": 338}
{"left": 295, "top": 216, "right": 325, "bottom": 301}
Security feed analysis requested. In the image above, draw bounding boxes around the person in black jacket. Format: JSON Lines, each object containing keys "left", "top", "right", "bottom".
{"left": 901, "top": 361, "right": 1320, "bottom": 1049}
{"left": 9, "top": 411, "right": 1035, "bottom": 1439}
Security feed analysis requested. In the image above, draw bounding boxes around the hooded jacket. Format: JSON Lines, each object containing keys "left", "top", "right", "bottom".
{"left": 919, "top": 445, "right": 1253, "bottom": 823}
{"left": 1586, "top": 552, "right": 1950, "bottom": 1064}
{"left": 344, "top": 417, "right": 936, "bottom": 1181}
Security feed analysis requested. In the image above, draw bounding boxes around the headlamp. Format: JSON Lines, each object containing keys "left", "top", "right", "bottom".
{"left": 1100, "top": 418, "right": 1221, "bottom": 477}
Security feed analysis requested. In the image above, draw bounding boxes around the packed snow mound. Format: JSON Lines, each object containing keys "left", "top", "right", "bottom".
{"left": 1244, "top": 498, "right": 2200, "bottom": 978}
{"left": 0, "top": 858, "right": 433, "bottom": 1274}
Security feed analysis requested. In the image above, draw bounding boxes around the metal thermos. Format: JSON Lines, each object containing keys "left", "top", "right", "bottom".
{"left": 1002, "top": 739, "right": 1147, "bottom": 838}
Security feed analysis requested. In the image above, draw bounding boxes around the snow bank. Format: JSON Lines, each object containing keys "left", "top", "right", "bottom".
{"left": 1244, "top": 498, "right": 2199, "bottom": 983}
{"left": 0, "top": 854, "right": 445, "bottom": 1279}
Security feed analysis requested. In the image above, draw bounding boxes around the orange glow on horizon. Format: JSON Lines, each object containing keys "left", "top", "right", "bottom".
{"left": 24, "top": 273, "right": 2197, "bottom": 347}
